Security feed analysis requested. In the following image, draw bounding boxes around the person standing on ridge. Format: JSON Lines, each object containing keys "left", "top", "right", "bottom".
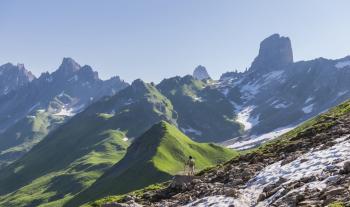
{"left": 185, "top": 156, "right": 195, "bottom": 176}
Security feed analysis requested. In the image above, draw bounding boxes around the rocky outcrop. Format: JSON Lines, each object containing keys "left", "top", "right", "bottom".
{"left": 250, "top": 33, "right": 293, "bottom": 73}
{"left": 193, "top": 65, "right": 211, "bottom": 80}
{"left": 0, "top": 63, "right": 35, "bottom": 95}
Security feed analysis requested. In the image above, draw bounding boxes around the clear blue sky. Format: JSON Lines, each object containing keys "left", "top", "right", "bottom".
{"left": 1, "top": 0, "right": 350, "bottom": 83}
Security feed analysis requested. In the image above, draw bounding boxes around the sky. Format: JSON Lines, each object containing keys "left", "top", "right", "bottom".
{"left": 0, "top": 0, "right": 350, "bottom": 83}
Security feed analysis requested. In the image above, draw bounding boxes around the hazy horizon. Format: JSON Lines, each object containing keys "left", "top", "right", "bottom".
{"left": 1, "top": 0, "right": 350, "bottom": 83}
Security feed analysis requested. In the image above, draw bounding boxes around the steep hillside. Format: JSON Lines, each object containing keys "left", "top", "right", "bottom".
{"left": 0, "top": 79, "right": 176, "bottom": 206}
{"left": 157, "top": 75, "right": 241, "bottom": 142}
{"left": 93, "top": 99, "right": 350, "bottom": 207}
{"left": 0, "top": 111, "right": 64, "bottom": 168}
{"left": 69, "top": 121, "right": 236, "bottom": 206}
{"left": 0, "top": 113, "right": 130, "bottom": 207}
{"left": 0, "top": 58, "right": 128, "bottom": 166}
{"left": 82, "top": 79, "right": 177, "bottom": 138}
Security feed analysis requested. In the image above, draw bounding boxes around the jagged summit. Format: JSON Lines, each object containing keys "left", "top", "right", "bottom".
{"left": 130, "top": 78, "right": 147, "bottom": 91}
{"left": 250, "top": 34, "right": 293, "bottom": 73}
{"left": 0, "top": 63, "right": 35, "bottom": 95}
{"left": 193, "top": 65, "right": 211, "bottom": 80}
{"left": 57, "top": 57, "right": 81, "bottom": 75}
{"left": 78, "top": 65, "right": 99, "bottom": 80}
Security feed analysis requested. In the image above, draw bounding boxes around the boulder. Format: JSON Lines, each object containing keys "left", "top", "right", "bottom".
{"left": 341, "top": 161, "right": 350, "bottom": 174}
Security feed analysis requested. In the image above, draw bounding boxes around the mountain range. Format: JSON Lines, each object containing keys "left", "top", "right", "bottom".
{"left": 0, "top": 33, "right": 349, "bottom": 206}
{"left": 0, "top": 58, "right": 128, "bottom": 168}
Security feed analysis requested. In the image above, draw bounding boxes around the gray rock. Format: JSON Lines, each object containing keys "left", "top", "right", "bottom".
{"left": 193, "top": 65, "right": 211, "bottom": 80}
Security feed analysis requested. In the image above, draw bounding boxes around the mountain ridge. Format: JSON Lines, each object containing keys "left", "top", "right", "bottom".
{"left": 67, "top": 121, "right": 236, "bottom": 206}
{"left": 0, "top": 57, "right": 129, "bottom": 168}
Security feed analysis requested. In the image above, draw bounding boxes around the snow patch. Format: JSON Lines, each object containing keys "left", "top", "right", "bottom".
{"left": 193, "top": 96, "right": 204, "bottom": 102}
{"left": 236, "top": 106, "right": 259, "bottom": 131}
{"left": 335, "top": 60, "right": 350, "bottom": 69}
{"left": 304, "top": 97, "right": 314, "bottom": 104}
{"left": 240, "top": 83, "right": 261, "bottom": 100}
{"left": 68, "top": 75, "right": 78, "bottom": 82}
{"left": 262, "top": 70, "right": 284, "bottom": 82}
{"left": 53, "top": 104, "right": 84, "bottom": 116}
{"left": 28, "top": 103, "right": 40, "bottom": 113}
{"left": 274, "top": 103, "right": 289, "bottom": 109}
{"left": 302, "top": 104, "right": 314, "bottom": 114}
{"left": 221, "top": 88, "right": 230, "bottom": 97}
{"left": 185, "top": 196, "right": 236, "bottom": 207}
{"left": 181, "top": 127, "right": 202, "bottom": 136}
{"left": 337, "top": 90, "right": 348, "bottom": 98}
{"left": 58, "top": 91, "right": 65, "bottom": 98}
{"left": 53, "top": 106, "right": 74, "bottom": 116}
{"left": 226, "top": 126, "right": 295, "bottom": 150}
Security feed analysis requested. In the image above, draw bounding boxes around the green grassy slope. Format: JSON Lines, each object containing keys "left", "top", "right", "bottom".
{"left": 82, "top": 79, "right": 177, "bottom": 138}
{"left": 0, "top": 80, "right": 177, "bottom": 207}
{"left": 0, "top": 113, "right": 130, "bottom": 207}
{"left": 68, "top": 121, "right": 237, "bottom": 206}
{"left": 0, "top": 111, "right": 65, "bottom": 168}
{"left": 157, "top": 76, "right": 242, "bottom": 142}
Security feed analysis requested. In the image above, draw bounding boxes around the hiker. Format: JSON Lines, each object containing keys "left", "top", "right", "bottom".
{"left": 185, "top": 156, "right": 195, "bottom": 176}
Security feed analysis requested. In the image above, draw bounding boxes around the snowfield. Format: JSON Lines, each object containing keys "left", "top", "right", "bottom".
{"left": 235, "top": 106, "right": 259, "bottom": 131}
{"left": 53, "top": 104, "right": 85, "bottom": 117}
{"left": 186, "top": 135, "right": 350, "bottom": 207}
{"left": 302, "top": 104, "right": 314, "bottom": 114}
{"left": 53, "top": 106, "right": 74, "bottom": 116}
{"left": 226, "top": 125, "right": 295, "bottom": 150}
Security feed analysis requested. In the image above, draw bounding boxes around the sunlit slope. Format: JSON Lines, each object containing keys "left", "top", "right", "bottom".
{"left": 68, "top": 121, "right": 237, "bottom": 206}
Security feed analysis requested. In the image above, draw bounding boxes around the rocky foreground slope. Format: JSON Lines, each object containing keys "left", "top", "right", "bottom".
{"left": 92, "top": 99, "right": 350, "bottom": 207}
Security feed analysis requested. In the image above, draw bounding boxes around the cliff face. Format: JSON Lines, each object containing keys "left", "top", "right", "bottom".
{"left": 250, "top": 33, "right": 293, "bottom": 73}
{"left": 193, "top": 65, "right": 211, "bottom": 80}
{"left": 0, "top": 63, "right": 35, "bottom": 95}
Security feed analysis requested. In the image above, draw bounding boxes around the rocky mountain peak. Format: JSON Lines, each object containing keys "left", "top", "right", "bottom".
{"left": 250, "top": 34, "right": 293, "bottom": 73}
{"left": 78, "top": 65, "right": 100, "bottom": 81}
{"left": 193, "top": 65, "right": 211, "bottom": 80}
{"left": 130, "top": 79, "right": 148, "bottom": 92}
{"left": 0, "top": 63, "right": 35, "bottom": 95}
{"left": 57, "top": 57, "right": 81, "bottom": 75}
